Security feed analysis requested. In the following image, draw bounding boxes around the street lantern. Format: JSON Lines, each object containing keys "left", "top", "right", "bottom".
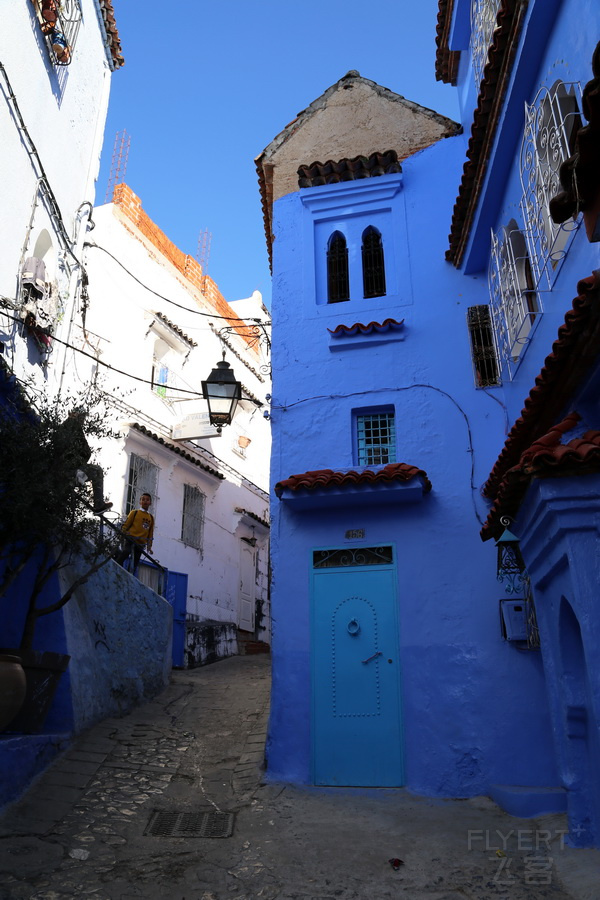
{"left": 201, "top": 354, "right": 242, "bottom": 429}
{"left": 495, "top": 518, "right": 528, "bottom": 595}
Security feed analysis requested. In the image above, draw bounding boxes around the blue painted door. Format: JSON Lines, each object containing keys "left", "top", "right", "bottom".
{"left": 312, "top": 566, "right": 403, "bottom": 786}
{"left": 164, "top": 570, "right": 188, "bottom": 668}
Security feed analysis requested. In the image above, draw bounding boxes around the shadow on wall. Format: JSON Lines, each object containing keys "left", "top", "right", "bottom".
{"left": 185, "top": 620, "right": 238, "bottom": 668}
{"left": 61, "top": 559, "right": 173, "bottom": 734}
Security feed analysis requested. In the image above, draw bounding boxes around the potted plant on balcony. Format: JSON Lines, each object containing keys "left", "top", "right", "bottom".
{"left": 0, "top": 379, "right": 119, "bottom": 732}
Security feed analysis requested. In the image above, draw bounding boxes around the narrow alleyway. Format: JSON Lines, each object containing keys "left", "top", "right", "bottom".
{"left": 0, "top": 656, "right": 596, "bottom": 899}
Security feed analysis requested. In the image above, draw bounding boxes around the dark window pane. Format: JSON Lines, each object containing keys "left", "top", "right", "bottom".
{"left": 327, "top": 232, "right": 350, "bottom": 303}
{"left": 362, "top": 227, "right": 386, "bottom": 298}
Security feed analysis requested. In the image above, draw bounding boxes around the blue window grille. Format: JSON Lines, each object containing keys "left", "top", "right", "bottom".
{"left": 356, "top": 412, "right": 396, "bottom": 466}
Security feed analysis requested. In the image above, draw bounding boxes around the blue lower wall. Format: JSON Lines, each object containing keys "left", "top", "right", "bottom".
{"left": 518, "top": 475, "right": 600, "bottom": 846}
{"left": 267, "top": 498, "right": 559, "bottom": 796}
{"left": 0, "top": 551, "right": 172, "bottom": 806}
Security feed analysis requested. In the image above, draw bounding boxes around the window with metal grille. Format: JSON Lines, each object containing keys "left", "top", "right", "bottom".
{"left": 356, "top": 412, "right": 396, "bottom": 466}
{"left": 327, "top": 231, "right": 350, "bottom": 303}
{"left": 313, "top": 546, "right": 394, "bottom": 568}
{"left": 181, "top": 484, "right": 205, "bottom": 551}
{"left": 125, "top": 453, "right": 159, "bottom": 516}
{"left": 32, "top": 0, "right": 82, "bottom": 66}
{"left": 467, "top": 306, "right": 501, "bottom": 387}
{"left": 362, "top": 226, "right": 386, "bottom": 298}
{"left": 520, "top": 81, "right": 583, "bottom": 289}
{"left": 470, "top": 0, "right": 501, "bottom": 88}
{"left": 489, "top": 220, "right": 541, "bottom": 374}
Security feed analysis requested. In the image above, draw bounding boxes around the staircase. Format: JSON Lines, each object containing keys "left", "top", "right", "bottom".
{"left": 237, "top": 629, "right": 270, "bottom": 656}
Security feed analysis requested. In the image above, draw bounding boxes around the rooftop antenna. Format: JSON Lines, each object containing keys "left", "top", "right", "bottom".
{"left": 105, "top": 129, "right": 131, "bottom": 202}
{"left": 197, "top": 228, "right": 212, "bottom": 275}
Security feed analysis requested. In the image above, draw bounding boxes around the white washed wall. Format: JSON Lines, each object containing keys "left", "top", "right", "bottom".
{"left": 0, "top": 0, "right": 113, "bottom": 395}
{"left": 79, "top": 202, "right": 271, "bottom": 633}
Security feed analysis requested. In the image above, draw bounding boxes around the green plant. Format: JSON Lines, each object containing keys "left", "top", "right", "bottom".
{"left": 0, "top": 382, "right": 120, "bottom": 651}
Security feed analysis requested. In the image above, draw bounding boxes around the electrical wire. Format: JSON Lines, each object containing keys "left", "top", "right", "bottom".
{"left": 270, "top": 384, "right": 487, "bottom": 526}
{"left": 84, "top": 242, "right": 272, "bottom": 327}
{"left": 0, "top": 305, "right": 263, "bottom": 400}
{"left": 0, "top": 342, "right": 269, "bottom": 502}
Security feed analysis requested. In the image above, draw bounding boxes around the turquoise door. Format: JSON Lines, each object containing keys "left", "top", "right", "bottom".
{"left": 312, "top": 559, "right": 403, "bottom": 786}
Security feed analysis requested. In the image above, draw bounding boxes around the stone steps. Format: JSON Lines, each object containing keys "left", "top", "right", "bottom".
{"left": 237, "top": 630, "right": 270, "bottom": 655}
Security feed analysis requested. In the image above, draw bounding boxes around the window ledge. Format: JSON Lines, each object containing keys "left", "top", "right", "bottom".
{"left": 328, "top": 318, "right": 405, "bottom": 352}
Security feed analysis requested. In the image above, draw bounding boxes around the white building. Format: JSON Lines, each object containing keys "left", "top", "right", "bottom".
{"left": 80, "top": 185, "right": 271, "bottom": 663}
{"left": 0, "top": 0, "right": 123, "bottom": 391}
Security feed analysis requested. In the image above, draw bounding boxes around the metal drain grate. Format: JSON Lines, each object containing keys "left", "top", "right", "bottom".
{"left": 144, "top": 809, "right": 235, "bottom": 838}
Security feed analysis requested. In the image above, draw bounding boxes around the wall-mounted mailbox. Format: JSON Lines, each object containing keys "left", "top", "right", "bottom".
{"left": 500, "top": 599, "right": 529, "bottom": 641}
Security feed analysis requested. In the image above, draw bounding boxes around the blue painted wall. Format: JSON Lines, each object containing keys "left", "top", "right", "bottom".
{"left": 517, "top": 475, "right": 600, "bottom": 847}
{"left": 449, "top": 0, "right": 600, "bottom": 846}
{"left": 268, "top": 133, "right": 559, "bottom": 796}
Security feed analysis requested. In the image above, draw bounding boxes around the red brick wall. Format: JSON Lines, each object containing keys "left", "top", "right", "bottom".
{"left": 111, "top": 184, "right": 258, "bottom": 354}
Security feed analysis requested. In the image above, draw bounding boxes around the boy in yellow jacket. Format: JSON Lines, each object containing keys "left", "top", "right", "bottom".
{"left": 116, "top": 492, "right": 155, "bottom": 574}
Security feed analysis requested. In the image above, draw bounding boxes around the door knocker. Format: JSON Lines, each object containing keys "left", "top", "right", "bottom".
{"left": 347, "top": 618, "right": 360, "bottom": 635}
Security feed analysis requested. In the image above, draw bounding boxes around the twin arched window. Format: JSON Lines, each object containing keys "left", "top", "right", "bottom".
{"left": 327, "top": 227, "right": 386, "bottom": 303}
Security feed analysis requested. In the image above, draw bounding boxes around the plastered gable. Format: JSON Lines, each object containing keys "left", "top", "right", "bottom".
{"left": 260, "top": 72, "right": 460, "bottom": 204}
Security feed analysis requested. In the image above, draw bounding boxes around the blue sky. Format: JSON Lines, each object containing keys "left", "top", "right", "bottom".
{"left": 96, "top": 1, "right": 459, "bottom": 310}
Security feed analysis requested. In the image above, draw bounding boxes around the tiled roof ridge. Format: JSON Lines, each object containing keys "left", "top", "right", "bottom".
{"left": 549, "top": 40, "right": 600, "bottom": 239}
{"left": 240, "top": 382, "right": 262, "bottom": 405}
{"left": 97, "top": 0, "right": 125, "bottom": 69}
{"left": 327, "top": 318, "right": 404, "bottom": 336}
{"left": 446, "top": 0, "right": 525, "bottom": 266}
{"left": 131, "top": 423, "right": 224, "bottom": 479}
{"left": 481, "top": 412, "right": 600, "bottom": 540}
{"left": 235, "top": 507, "right": 270, "bottom": 529}
{"left": 519, "top": 411, "right": 582, "bottom": 463}
{"left": 153, "top": 311, "right": 197, "bottom": 348}
{"left": 483, "top": 270, "right": 600, "bottom": 498}
{"left": 435, "top": 0, "right": 460, "bottom": 85}
{"left": 298, "top": 150, "right": 402, "bottom": 188}
{"left": 275, "top": 462, "right": 432, "bottom": 498}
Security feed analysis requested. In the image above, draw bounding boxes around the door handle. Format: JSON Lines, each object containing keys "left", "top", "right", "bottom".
{"left": 361, "top": 651, "right": 382, "bottom": 665}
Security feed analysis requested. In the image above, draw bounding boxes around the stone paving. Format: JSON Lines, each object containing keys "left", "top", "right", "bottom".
{"left": 0, "top": 655, "right": 598, "bottom": 900}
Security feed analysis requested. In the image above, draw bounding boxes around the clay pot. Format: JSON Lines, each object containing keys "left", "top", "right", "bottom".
{"left": 0, "top": 654, "right": 27, "bottom": 732}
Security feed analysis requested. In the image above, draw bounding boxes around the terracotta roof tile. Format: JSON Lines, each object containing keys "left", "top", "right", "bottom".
{"left": 435, "top": 0, "right": 460, "bottom": 85}
{"left": 97, "top": 1, "right": 124, "bottom": 69}
{"left": 483, "top": 271, "right": 600, "bottom": 498}
{"left": 131, "top": 423, "right": 223, "bottom": 479}
{"left": 235, "top": 507, "right": 270, "bottom": 529}
{"left": 153, "top": 311, "right": 197, "bottom": 348}
{"left": 481, "top": 412, "right": 600, "bottom": 540}
{"left": 446, "top": 0, "right": 527, "bottom": 266}
{"left": 275, "top": 463, "right": 432, "bottom": 498}
{"left": 298, "top": 151, "right": 402, "bottom": 189}
{"left": 550, "top": 41, "right": 600, "bottom": 240}
{"left": 328, "top": 318, "right": 404, "bottom": 337}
